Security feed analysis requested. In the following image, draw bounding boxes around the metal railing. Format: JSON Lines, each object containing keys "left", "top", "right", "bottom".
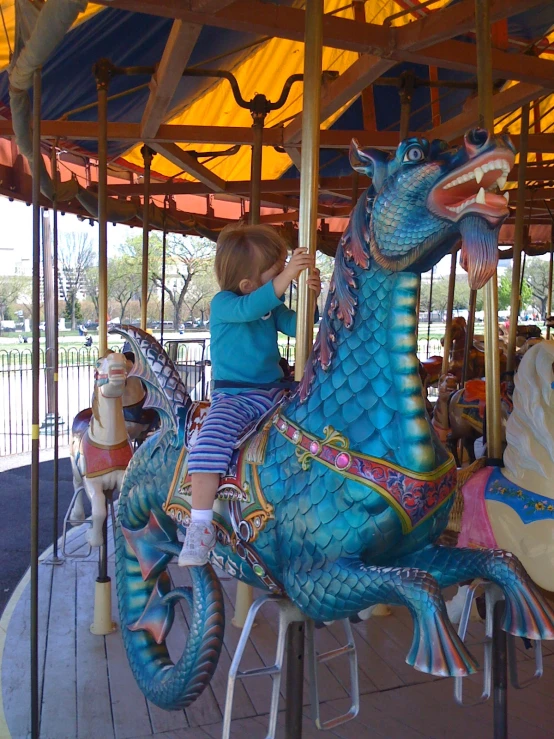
{"left": 0, "top": 344, "right": 122, "bottom": 457}
{"left": 0, "top": 338, "right": 442, "bottom": 457}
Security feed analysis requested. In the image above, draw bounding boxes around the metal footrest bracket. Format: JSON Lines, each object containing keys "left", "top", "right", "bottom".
{"left": 222, "top": 594, "right": 308, "bottom": 739}
{"left": 307, "top": 618, "right": 359, "bottom": 730}
{"left": 454, "top": 580, "right": 501, "bottom": 707}
{"left": 62, "top": 488, "right": 92, "bottom": 559}
{"left": 454, "top": 580, "right": 544, "bottom": 706}
{"left": 508, "top": 634, "right": 543, "bottom": 689}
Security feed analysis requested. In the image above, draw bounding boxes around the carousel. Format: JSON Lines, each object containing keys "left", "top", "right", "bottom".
{"left": 1, "top": 1, "right": 554, "bottom": 738}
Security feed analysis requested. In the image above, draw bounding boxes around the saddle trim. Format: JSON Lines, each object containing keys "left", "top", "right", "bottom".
{"left": 274, "top": 412, "right": 456, "bottom": 534}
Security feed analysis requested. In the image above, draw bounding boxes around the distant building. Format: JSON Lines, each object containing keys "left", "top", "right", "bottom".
{"left": 0, "top": 245, "right": 32, "bottom": 277}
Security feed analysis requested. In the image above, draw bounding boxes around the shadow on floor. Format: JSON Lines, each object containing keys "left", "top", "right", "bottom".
{"left": 0, "top": 457, "right": 75, "bottom": 614}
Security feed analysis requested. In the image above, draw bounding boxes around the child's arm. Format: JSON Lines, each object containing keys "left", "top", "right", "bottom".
{"left": 212, "top": 281, "right": 282, "bottom": 323}
{"left": 274, "top": 304, "right": 320, "bottom": 337}
{"left": 274, "top": 266, "right": 321, "bottom": 336}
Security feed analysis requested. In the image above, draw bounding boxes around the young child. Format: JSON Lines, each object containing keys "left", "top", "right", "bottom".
{"left": 179, "top": 223, "right": 321, "bottom": 566}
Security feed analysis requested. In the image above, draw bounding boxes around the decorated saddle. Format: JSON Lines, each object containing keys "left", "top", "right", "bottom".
{"left": 164, "top": 398, "right": 286, "bottom": 591}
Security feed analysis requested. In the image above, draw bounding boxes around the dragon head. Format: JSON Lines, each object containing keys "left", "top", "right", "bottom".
{"left": 350, "top": 129, "right": 515, "bottom": 289}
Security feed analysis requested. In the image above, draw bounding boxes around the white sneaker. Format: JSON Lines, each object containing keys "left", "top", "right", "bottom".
{"left": 178, "top": 520, "right": 216, "bottom": 567}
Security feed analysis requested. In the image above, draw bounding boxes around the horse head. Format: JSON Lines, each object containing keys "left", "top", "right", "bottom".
{"left": 504, "top": 341, "right": 554, "bottom": 483}
{"left": 94, "top": 351, "right": 128, "bottom": 399}
{"left": 350, "top": 129, "right": 514, "bottom": 286}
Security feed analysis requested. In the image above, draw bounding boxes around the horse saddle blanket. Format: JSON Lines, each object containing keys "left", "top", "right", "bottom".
{"left": 80, "top": 431, "right": 133, "bottom": 478}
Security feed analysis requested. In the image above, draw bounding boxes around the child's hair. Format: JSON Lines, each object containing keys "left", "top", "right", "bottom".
{"left": 215, "top": 223, "right": 288, "bottom": 292}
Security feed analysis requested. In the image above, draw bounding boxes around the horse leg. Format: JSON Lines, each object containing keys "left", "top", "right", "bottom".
{"left": 393, "top": 545, "right": 554, "bottom": 641}
{"left": 85, "top": 479, "right": 107, "bottom": 547}
{"left": 463, "top": 437, "right": 476, "bottom": 464}
{"left": 69, "top": 455, "right": 86, "bottom": 521}
{"left": 285, "top": 561, "right": 478, "bottom": 677}
{"left": 70, "top": 489, "right": 86, "bottom": 522}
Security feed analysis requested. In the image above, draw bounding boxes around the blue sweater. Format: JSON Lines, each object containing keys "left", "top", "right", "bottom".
{"left": 209, "top": 281, "right": 315, "bottom": 393}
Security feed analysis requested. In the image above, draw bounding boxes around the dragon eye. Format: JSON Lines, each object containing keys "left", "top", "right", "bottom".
{"left": 403, "top": 146, "right": 424, "bottom": 163}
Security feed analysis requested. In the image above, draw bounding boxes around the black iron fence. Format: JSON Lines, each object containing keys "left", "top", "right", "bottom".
{"left": 0, "top": 341, "right": 212, "bottom": 457}
{"left": 0, "top": 337, "right": 442, "bottom": 457}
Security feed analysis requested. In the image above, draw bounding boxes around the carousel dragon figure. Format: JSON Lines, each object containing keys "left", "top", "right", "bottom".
{"left": 114, "top": 129, "right": 554, "bottom": 712}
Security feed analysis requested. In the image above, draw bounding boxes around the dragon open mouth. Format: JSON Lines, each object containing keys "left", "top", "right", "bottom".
{"left": 430, "top": 150, "right": 514, "bottom": 224}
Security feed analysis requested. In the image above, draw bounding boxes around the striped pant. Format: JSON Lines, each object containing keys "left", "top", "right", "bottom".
{"left": 187, "top": 388, "right": 284, "bottom": 475}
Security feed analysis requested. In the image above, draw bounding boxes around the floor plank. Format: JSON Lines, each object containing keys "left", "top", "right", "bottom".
{"left": 40, "top": 561, "right": 78, "bottom": 739}
{"left": 105, "top": 561, "right": 152, "bottom": 739}
{"left": 4, "top": 548, "right": 554, "bottom": 739}
{"left": 75, "top": 560, "right": 115, "bottom": 739}
{"left": 1, "top": 563, "right": 52, "bottom": 739}
{"left": 169, "top": 566, "right": 256, "bottom": 724}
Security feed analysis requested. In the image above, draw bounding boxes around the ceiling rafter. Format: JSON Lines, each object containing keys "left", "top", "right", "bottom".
{"left": 0, "top": 121, "right": 552, "bottom": 154}
{"left": 96, "top": 0, "right": 554, "bottom": 87}
{"left": 140, "top": 22, "right": 203, "bottom": 140}
{"left": 431, "top": 82, "right": 545, "bottom": 141}
{"left": 150, "top": 142, "right": 227, "bottom": 191}
{"left": 393, "top": 0, "right": 548, "bottom": 51}
{"left": 140, "top": 0, "right": 238, "bottom": 140}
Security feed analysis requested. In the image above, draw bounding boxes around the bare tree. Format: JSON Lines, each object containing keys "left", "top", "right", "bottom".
{"left": 0, "top": 275, "right": 30, "bottom": 335}
{"left": 151, "top": 235, "right": 215, "bottom": 329}
{"left": 524, "top": 257, "right": 552, "bottom": 318}
{"left": 108, "top": 255, "right": 142, "bottom": 323}
{"left": 59, "top": 232, "right": 95, "bottom": 329}
{"left": 83, "top": 266, "right": 99, "bottom": 321}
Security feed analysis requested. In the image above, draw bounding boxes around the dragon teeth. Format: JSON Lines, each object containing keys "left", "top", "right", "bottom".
{"left": 497, "top": 174, "right": 507, "bottom": 189}
{"left": 443, "top": 158, "right": 511, "bottom": 190}
{"left": 504, "top": 191, "right": 510, "bottom": 203}
{"left": 476, "top": 187, "right": 486, "bottom": 205}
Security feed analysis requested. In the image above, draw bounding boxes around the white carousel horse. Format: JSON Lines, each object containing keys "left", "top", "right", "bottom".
{"left": 70, "top": 352, "right": 133, "bottom": 546}
{"left": 448, "top": 341, "right": 554, "bottom": 620}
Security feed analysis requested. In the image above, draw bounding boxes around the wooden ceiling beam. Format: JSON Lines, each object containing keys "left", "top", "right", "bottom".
{"left": 1, "top": 121, "right": 553, "bottom": 152}
{"left": 96, "top": 0, "right": 554, "bottom": 87}
{"left": 393, "top": 0, "right": 548, "bottom": 51}
{"left": 400, "top": 41, "right": 554, "bottom": 89}
{"left": 107, "top": 175, "right": 369, "bottom": 197}
{"left": 141, "top": 21, "right": 203, "bottom": 140}
{"left": 284, "top": 55, "right": 395, "bottom": 144}
{"left": 430, "top": 82, "right": 545, "bottom": 142}
{"left": 150, "top": 142, "right": 227, "bottom": 191}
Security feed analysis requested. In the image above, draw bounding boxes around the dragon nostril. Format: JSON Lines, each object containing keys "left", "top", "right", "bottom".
{"left": 466, "top": 128, "right": 488, "bottom": 148}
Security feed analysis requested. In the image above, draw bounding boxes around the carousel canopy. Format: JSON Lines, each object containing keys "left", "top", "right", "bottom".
{"left": 0, "top": 0, "right": 552, "bottom": 239}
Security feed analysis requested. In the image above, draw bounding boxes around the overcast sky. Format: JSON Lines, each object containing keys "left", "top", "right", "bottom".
{"left": 0, "top": 196, "right": 134, "bottom": 274}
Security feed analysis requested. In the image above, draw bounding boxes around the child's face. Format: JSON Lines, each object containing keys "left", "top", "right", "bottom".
{"left": 259, "top": 248, "right": 287, "bottom": 286}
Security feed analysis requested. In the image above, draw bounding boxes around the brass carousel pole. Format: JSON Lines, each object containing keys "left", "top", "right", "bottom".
{"left": 141, "top": 146, "right": 153, "bottom": 331}
{"left": 461, "top": 289, "right": 477, "bottom": 386}
{"left": 475, "top": 2, "right": 507, "bottom": 737}
{"left": 286, "top": 2, "right": 323, "bottom": 736}
{"left": 95, "top": 60, "right": 110, "bottom": 357}
{"left": 30, "top": 67, "right": 42, "bottom": 739}
{"left": 476, "top": 0, "right": 502, "bottom": 462}
{"left": 232, "top": 94, "right": 266, "bottom": 630}
{"left": 91, "top": 59, "right": 116, "bottom": 636}
{"left": 546, "top": 225, "right": 554, "bottom": 339}
{"left": 441, "top": 246, "right": 459, "bottom": 376}
{"left": 506, "top": 104, "right": 530, "bottom": 372}
{"left": 294, "top": 0, "right": 322, "bottom": 376}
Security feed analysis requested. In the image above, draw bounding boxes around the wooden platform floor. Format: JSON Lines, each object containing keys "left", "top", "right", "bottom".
{"left": 3, "top": 519, "right": 554, "bottom": 739}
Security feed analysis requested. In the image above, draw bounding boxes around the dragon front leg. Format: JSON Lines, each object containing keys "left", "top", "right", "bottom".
{"left": 393, "top": 545, "right": 554, "bottom": 641}
{"left": 284, "top": 560, "right": 478, "bottom": 677}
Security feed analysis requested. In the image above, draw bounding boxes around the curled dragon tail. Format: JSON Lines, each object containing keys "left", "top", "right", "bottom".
{"left": 115, "top": 441, "right": 225, "bottom": 710}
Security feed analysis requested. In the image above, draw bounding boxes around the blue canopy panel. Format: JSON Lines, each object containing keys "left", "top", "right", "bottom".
{"left": 0, "top": 8, "right": 266, "bottom": 158}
